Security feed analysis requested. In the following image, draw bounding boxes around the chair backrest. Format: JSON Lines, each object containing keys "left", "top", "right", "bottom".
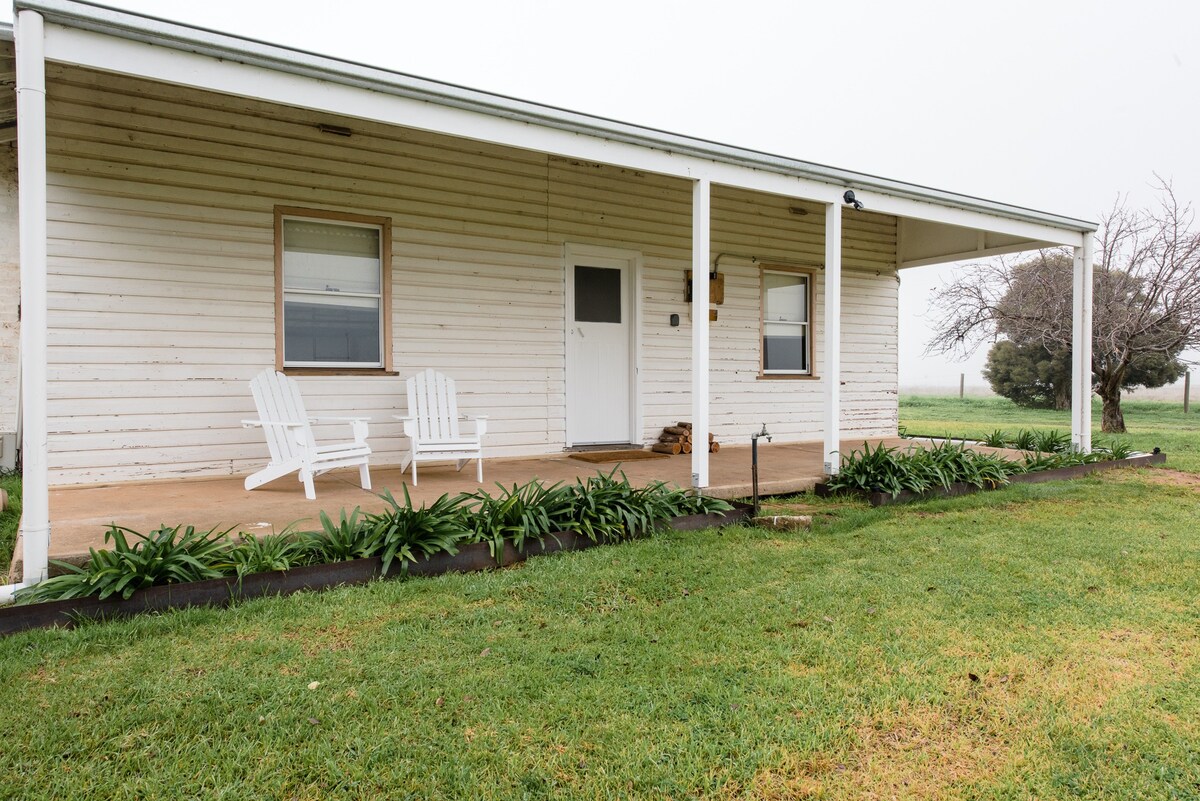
{"left": 249, "top": 369, "right": 316, "bottom": 463}
{"left": 407, "top": 368, "right": 462, "bottom": 442}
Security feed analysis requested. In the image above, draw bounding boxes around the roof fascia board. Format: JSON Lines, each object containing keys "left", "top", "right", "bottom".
{"left": 900, "top": 240, "right": 1057, "bottom": 269}
{"left": 27, "top": 0, "right": 1096, "bottom": 240}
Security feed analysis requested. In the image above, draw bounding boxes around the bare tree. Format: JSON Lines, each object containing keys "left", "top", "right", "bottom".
{"left": 927, "top": 180, "right": 1200, "bottom": 433}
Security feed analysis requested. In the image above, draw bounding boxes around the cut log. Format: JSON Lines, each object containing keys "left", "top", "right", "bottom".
{"left": 709, "top": 442, "right": 720, "bottom": 453}
{"left": 681, "top": 442, "right": 692, "bottom": 454}
{"left": 662, "top": 426, "right": 689, "bottom": 436}
{"left": 658, "top": 433, "right": 686, "bottom": 443}
{"left": 651, "top": 442, "right": 682, "bottom": 455}
{"left": 676, "top": 422, "right": 692, "bottom": 430}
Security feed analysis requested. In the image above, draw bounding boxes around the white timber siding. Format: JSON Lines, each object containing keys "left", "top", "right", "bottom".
{"left": 41, "top": 64, "right": 897, "bottom": 485}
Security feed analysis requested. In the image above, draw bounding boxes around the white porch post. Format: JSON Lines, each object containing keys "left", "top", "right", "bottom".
{"left": 15, "top": 9, "right": 50, "bottom": 587}
{"left": 690, "top": 177, "right": 711, "bottom": 488}
{"left": 1071, "top": 235, "right": 1094, "bottom": 453}
{"left": 823, "top": 202, "right": 842, "bottom": 474}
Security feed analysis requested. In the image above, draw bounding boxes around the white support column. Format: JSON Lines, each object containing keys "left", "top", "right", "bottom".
{"left": 823, "top": 203, "right": 842, "bottom": 474}
{"left": 16, "top": 9, "right": 50, "bottom": 585}
{"left": 1071, "top": 235, "right": 1094, "bottom": 452}
{"left": 690, "top": 177, "right": 711, "bottom": 488}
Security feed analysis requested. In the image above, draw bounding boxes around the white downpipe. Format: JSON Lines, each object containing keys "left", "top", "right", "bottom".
{"left": 823, "top": 203, "right": 842, "bottom": 474}
{"left": 0, "top": 582, "right": 31, "bottom": 605}
{"left": 16, "top": 9, "right": 50, "bottom": 586}
{"left": 690, "top": 177, "right": 711, "bottom": 488}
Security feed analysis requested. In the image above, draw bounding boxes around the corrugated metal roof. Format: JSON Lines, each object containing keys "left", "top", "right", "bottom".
{"left": 14, "top": 0, "right": 1097, "bottom": 232}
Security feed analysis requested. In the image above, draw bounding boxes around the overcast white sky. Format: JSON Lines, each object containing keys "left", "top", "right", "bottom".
{"left": 6, "top": 0, "right": 1198, "bottom": 392}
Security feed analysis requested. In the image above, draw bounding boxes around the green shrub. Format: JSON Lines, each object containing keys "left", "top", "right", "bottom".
{"left": 364, "top": 487, "right": 470, "bottom": 575}
{"left": 16, "top": 524, "right": 231, "bottom": 604}
{"left": 462, "top": 480, "right": 575, "bottom": 557}
{"left": 224, "top": 532, "right": 313, "bottom": 577}
{"left": 301, "top": 508, "right": 374, "bottom": 564}
{"left": 980, "top": 429, "right": 1008, "bottom": 448}
{"left": 827, "top": 440, "right": 1020, "bottom": 499}
{"left": 1031, "top": 429, "right": 1071, "bottom": 454}
{"left": 1012, "top": 429, "right": 1038, "bottom": 451}
{"left": 1098, "top": 440, "right": 1136, "bottom": 460}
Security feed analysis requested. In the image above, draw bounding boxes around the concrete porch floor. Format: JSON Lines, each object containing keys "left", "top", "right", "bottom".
{"left": 13, "top": 436, "right": 922, "bottom": 573}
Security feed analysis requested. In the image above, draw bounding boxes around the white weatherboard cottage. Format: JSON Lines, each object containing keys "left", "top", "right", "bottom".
{"left": 0, "top": 0, "right": 1097, "bottom": 597}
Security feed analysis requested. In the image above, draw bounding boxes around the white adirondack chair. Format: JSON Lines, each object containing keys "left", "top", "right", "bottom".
{"left": 242, "top": 369, "right": 372, "bottom": 500}
{"left": 396, "top": 368, "right": 488, "bottom": 485}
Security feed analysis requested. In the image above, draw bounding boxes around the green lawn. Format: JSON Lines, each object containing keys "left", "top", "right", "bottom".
{"left": 901, "top": 395, "right": 1200, "bottom": 473}
{"left": 1, "top": 398, "right": 1198, "bottom": 799}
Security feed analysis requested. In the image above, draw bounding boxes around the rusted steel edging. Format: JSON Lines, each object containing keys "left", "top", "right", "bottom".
{"left": 0, "top": 502, "right": 752, "bottom": 636}
{"left": 819, "top": 452, "right": 1167, "bottom": 507}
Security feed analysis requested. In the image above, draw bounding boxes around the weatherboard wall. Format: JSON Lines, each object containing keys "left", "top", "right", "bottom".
{"left": 37, "top": 64, "right": 897, "bottom": 484}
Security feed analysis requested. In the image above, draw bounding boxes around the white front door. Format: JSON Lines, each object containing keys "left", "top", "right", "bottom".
{"left": 566, "top": 248, "right": 637, "bottom": 445}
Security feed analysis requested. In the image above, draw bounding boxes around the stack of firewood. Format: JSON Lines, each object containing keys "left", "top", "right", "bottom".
{"left": 650, "top": 422, "right": 720, "bottom": 455}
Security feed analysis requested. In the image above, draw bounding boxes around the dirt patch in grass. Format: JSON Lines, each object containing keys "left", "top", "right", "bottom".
{"left": 841, "top": 701, "right": 1014, "bottom": 800}
{"left": 1135, "top": 468, "right": 1200, "bottom": 490}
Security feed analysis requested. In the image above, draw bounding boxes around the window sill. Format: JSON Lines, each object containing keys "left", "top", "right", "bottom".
{"left": 282, "top": 367, "right": 399, "bottom": 377}
{"left": 757, "top": 373, "right": 819, "bottom": 381}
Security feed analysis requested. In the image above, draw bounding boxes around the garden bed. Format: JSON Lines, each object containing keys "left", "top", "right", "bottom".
{"left": 816, "top": 452, "right": 1166, "bottom": 506}
{"left": 0, "top": 502, "right": 750, "bottom": 636}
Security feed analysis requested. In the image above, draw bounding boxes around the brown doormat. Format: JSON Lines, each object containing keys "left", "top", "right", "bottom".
{"left": 568, "top": 449, "right": 670, "bottom": 464}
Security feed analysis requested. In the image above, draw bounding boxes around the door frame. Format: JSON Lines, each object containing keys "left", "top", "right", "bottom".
{"left": 563, "top": 243, "right": 643, "bottom": 447}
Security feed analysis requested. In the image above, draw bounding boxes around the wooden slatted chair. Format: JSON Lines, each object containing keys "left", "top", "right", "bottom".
{"left": 397, "top": 368, "right": 488, "bottom": 485}
{"left": 242, "top": 369, "right": 372, "bottom": 500}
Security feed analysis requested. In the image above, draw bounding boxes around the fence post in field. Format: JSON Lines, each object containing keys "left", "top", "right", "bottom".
{"left": 959, "top": 373, "right": 965, "bottom": 400}
{"left": 1185, "top": 371, "right": 1191, "bottom": 414}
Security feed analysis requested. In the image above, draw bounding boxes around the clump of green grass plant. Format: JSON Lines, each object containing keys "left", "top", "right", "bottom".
{"left": 828, "top": 440, "right": 1019, "bottom": 499}
{"left": 16, "top": 524, "right": 231, "bottom": 603}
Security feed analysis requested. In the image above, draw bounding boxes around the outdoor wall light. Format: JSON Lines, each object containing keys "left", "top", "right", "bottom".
{"left": 670, "top": 313, "right": 680, "bottom": 327}
{"left": 843, "top": 190, "right": 864, "bottom": 210}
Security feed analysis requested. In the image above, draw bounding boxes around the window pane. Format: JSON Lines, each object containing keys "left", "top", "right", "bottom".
{"left": 283, "top": 219, "right": 381, "bottom": 294}
{"left": 763, "top": 324, "right": 808, "bottom": 372}
{"left": 764, "top": 273, "right": 807, "bottom": 324}
{"left": 574, "top": 265, "right": 622, "bottom": 324}
{"left": 284, "top": 294, "right": 381, "bottom": 364}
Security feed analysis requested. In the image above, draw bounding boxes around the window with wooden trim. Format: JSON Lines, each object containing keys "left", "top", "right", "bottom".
{"left": 275, "top": 207, "right": 391, "bottom": 371}
{"left": 761, "top": 269, "right": 812, "bottom": 375}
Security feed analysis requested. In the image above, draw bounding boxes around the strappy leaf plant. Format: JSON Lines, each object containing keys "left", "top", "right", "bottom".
{"left": 224, "top": 531, "right": 313, "bottom": 577}
{"left": 364, "top": 487, "right": 470, "bottom": 575}
{"left": 15, "top": 523, "right": 231, "bottom": 604}
{"left": 980, "top": 429, "right": 1008, "bottom": 448}
{"left": 462, "top": 479, "right": 574, "bottom": 557}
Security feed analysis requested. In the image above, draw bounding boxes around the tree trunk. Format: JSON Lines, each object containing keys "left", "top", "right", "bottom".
{"left": 1053, "top": 382, "right": 1071, "bottom": 411}
{"left": 1099, "top": 386, "right": 1126, "bottom": 433}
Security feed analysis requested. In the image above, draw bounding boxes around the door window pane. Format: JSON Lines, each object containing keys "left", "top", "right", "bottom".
{"left": 574, "top": 265, "right": 622, "bottom": 324}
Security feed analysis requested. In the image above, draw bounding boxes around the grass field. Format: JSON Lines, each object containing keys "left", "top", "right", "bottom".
{"left": 0, "top": 398, "right": 1197, "bottom": 799}
{"left": 900, "top": 396, "right": 1200, "bottom": 473}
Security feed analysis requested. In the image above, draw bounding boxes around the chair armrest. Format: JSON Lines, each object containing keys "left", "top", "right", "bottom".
{"left": 394, "top": 415, "right": 418, "bottom": 439}
{"left": 242, "top": 419, "right": 303, "bottom": 429}
{"left": 308, "top": 416, "right": 372, "bottom": 423}
{"left": 464, "top": 414, "right": 489, "bottom": 437}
